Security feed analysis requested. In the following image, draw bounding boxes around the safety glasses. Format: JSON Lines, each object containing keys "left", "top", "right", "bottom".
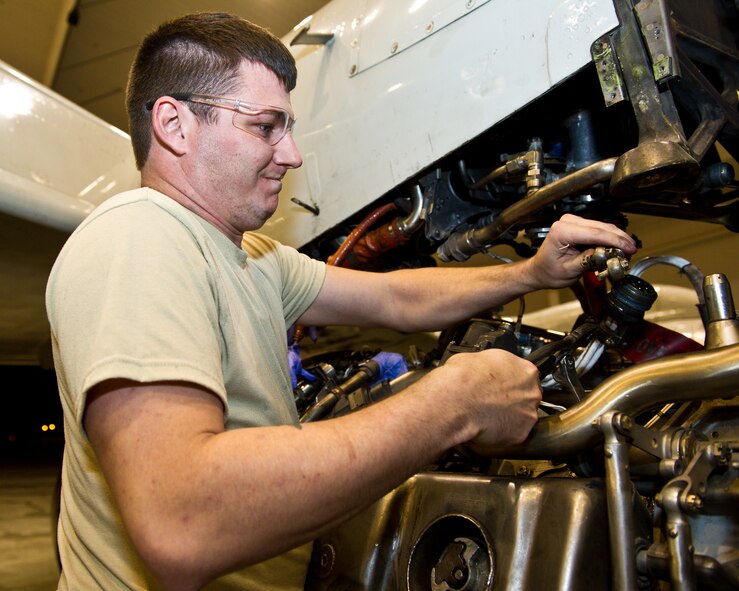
{"left": 146, "top": 92, "right": 295, "bottom": 145}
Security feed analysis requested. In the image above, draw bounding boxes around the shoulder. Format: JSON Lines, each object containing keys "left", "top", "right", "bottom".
{"left": 241, "top": 231, "right": 282, "bottom": 256}
{"left": 81, "top": 188, "right": 195, "bottom": 228}
{"left": 67, "top": 188, "right": 209, "bottom": 253}
{"left": 241, "top": 232, "right": 325, "bottom": 279}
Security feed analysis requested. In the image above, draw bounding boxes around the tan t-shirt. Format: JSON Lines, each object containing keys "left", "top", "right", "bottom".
{"left": 46, "top": 187, "right": 326, "bottom": 590}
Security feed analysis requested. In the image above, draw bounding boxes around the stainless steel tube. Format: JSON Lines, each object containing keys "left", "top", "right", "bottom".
{"left": 489, "top": 344, "right": 739, "bottom": 459}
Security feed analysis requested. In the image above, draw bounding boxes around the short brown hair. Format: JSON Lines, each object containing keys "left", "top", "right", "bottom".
{"left": 126, "top": 12, "right": 297, "bottom": 169}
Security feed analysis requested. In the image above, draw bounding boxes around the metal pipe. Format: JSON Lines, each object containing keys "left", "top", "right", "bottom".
{"left": 437, "top": 157, "right": 617, "bottom": 262}
{"left": 629, "top": 256, "right": 705, "bottom": 300}
{"left": 599, "top": 411, "right": 639, "bottom": 591}
{"left": 396, "top": 184, "right": 424, "bottom": 236}
{"left": 704, "top": 273, "right": 739, "bottom": 349}
{"left": 629, "top": 255, "right": 707, "bottom": 327}
{"left": 486, "top": 343, "right": 739, "bottom": 459}
{"left": 469, "top": 162, "right": 509, "bottom": 190}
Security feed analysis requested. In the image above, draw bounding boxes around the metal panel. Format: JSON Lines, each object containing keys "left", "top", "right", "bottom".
{"left": 305, "top": 472, "right": 627, "bottom": 590}
{"left": 267, "top": 0, "right": 619, "bottom": 248}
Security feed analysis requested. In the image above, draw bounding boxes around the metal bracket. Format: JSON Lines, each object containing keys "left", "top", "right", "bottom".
{"left": 592, "top": 35, "right": 627, "bottom": 107}
{"left": 634, "top": 0, "right": 680, "bottom": 83}
{"left": 290, "top": 24, "right": 335, "bottom": 47}
{"left": 655, "top": 441, "right": 733, "bottom": 589}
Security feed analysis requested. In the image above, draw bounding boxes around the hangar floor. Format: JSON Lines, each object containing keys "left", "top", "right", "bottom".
{"left": 0, "top": 457, "right": 61, "bottom": 591}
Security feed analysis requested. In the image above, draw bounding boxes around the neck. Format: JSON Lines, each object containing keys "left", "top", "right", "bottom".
{"left": 141, "top": 172, "right": 243, "bottom": 247}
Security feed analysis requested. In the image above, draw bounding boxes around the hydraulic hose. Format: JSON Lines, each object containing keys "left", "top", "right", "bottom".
{"left": 437, "top": 157, "right": 618, "bottom": 262}
{"left": 300, "top": 359, "right": 381, "bottom": 422}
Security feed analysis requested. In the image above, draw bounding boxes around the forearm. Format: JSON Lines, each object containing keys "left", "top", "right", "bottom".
{"left": 302, "top": 259, "right": 540, "bottom": 334}
{"left": 191, "top": 393, "right": 463, "bottom": 568}
{"left": 301, "top": 214, "right": 638, "bottom": 333}
{"left": 381, "top": 258, "right": 539, "bottom": 332}
{"left": 91, "top": 375, "right": 474, "bottom": 589}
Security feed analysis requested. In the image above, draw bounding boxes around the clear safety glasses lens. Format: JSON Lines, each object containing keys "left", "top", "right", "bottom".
{"left": 231, "top": 107, "right": 294, "bottom": 146}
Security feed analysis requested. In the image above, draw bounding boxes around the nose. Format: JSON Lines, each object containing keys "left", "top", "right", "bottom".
{"left": 274, "top": 131, "right": 303, "bottom": 169}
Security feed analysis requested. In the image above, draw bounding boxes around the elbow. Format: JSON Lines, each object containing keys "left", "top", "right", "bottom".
{"left": 128, "top": 510, "right": 273, "bottom": 589}
{"left": 129, "top": 518, "right": 221, "bottom": 591}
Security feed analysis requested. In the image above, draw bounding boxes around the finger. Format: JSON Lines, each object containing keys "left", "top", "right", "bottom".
{"left": 551, "top": 218, "right": 636, "bottom": 254}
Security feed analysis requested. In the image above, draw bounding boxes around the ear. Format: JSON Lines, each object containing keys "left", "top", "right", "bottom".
{"left": 149, "top": 97, "right": 196, "bottom": 157}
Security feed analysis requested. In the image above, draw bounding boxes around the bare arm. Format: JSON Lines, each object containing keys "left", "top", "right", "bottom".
{"left": 85, "top": 348, "right": 540, "bottom": 590}
{"left": 299, "top": 214, "right": 637, "bottom": 332}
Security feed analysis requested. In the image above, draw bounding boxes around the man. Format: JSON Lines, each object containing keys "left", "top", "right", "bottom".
{"left": 46, "top": 12, "right": 637, "bottom": 591}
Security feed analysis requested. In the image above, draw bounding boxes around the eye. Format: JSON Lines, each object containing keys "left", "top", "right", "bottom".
{"left": 237, "top": 110, "right": 282, "bottom": 140}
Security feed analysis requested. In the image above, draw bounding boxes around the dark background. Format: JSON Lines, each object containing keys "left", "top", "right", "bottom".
{"left": 1, "top": 366, "right": 64, "bottom": 467}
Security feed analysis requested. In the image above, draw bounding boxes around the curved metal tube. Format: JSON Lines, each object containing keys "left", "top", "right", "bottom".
{"left": 396, "top": 184, "right": 424, "bottom": 236}
{"left": 630, "top": 256, "right": 706, "bottom": 310}
{"left": 489, "top": 343, "right": 739, "bottom": 459}
{"left": 469, "top": 162, "right": 510, "bottom": 190}
{"left": 438, "top": 157, "right": 618, "bottom": 262}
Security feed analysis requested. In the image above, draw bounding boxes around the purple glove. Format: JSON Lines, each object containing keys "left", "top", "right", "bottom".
{"left": 288, "top": 344, "right": 316, "bottom": 389}
{"left": 371, "top": 352, "right": 409, "bottom": 385}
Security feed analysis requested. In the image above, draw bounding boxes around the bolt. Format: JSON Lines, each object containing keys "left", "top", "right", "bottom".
{"left": 517, "top": 465, "right": 533, "bottom": 477}
{"left": 685, "top": 494, "right": 703, "bottom": 511}
{"left": 668, "top": 528, "right": 678, "bottom": 538}
{"left": 390, "top": 42, "right": 398, "bottom": 54}
{"left": 349, "top": 64, "right": 357, "bottom": 76}
{"left": 712, "top": 442, "right": 728, "bottom": 460}
{"left": 605, "top": 448, "right": 613, "bottom": 458}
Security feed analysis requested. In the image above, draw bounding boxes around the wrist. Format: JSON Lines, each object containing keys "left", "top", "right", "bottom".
{"left": 504, "top": 257, "right": 542, "bottom": 295}
{"left": 423, "top": 359, "right": 481, "bottom": 446}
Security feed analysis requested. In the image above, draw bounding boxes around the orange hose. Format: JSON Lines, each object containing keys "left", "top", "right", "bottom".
{"left": 327, "top": 202, "right": 398, "bottom": 267}
{"left": 293, "top": 202, "right": 398, "bottom": 344}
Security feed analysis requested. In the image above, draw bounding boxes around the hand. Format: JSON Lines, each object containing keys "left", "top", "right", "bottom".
{"left": 437, "top": 349, "right": 542, "bottom": 451}
{"left": 526, "top": 214, "right": 638, "bottom": 289}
